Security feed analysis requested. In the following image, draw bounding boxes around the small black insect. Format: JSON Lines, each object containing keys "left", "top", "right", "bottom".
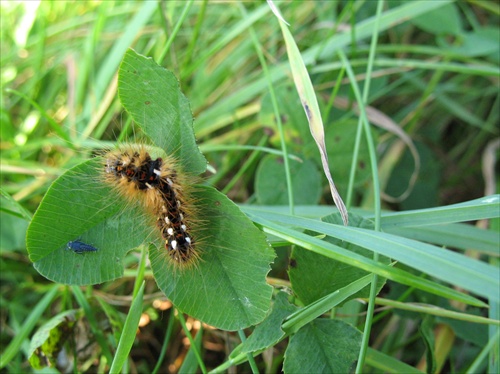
{"left": 66, "top": 240, "right": 98, "bottom": 254}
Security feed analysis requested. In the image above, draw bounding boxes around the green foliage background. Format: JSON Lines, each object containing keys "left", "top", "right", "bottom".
{"left": 1, "top": 1, "right": 499, "bottom": 373}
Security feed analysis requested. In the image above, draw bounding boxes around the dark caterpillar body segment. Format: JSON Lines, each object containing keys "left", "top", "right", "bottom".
{"left": 105, "top": 147, "right": 197, "bottom": 266}
{"left": 156, "top": 171, "right": 194, "bottom": 263}
{"left": 105, "top": 151, "right": 163, "bottom": 190}
{"left": 67, "top": 240, "right": 98, "bottom": 254}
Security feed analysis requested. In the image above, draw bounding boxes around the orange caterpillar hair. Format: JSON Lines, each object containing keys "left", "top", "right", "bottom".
{"left": 103, "top": 144, "right": 199, "bottom": 268}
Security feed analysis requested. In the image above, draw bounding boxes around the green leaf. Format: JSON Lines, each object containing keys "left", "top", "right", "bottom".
{"left": 386, "top": 142, "right": 439, "bottom": 209}
{"left": 149, "top": 186, "right": 274, "bottom": 331}
{"left": 411, "top": 2, "right": 462, "bottom": 35}
{"left": 27, "top": 159, "right": 151, "bottom": 285}
{"left": 438, "top": 27, "right": 500, "bottom": 57}
{"left": 239, "top": 292, "right": 297, "bottom": 354}
{"left": 1, "top": 188, "right": 30, "bottom": 251}
{"left": 118, "top": 49, "right": 206, "bottom": 175}
{"left": 289, "top": 214, "right": 388, "bottom": 305}
{"left": 283, "top": 319, "right": 361, "bottom": 374}
{"left": 439, "top": 312, "right": 488, "bottom": 346}
{"left": 259, "top": 85, "right": 309, "bottom": 149}
{"left": 255, "top": 155, "right": 321, "bottom": 205}
{"left": 27, "top": 50, "right": 275, "bottom": 331}
{"left": 324, "top": 120, "right": 372, "bottom": 190}
{"left": 28, "top": 309, "right": 80, "bottom": 369}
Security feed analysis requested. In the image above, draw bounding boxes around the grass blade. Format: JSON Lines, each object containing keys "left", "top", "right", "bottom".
{"left": 276, "top": 8, "right": 348, "bottom": 225}
{"left": 378, "top": 195, "right": 500, "bottom": 228}
{"left": 246, "top": 210, "right": 487, "bottom": 307}
{"left": 109, "top": 282, "right": 145, "bottom": 374}
{"left": 0, "top": 285, "right": 59, "bottom": 369}
{"left": 246, "top": 208, "right": 499, "bottom": 302}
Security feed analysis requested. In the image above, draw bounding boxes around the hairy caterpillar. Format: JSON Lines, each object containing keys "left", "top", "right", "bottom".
{"left": 103, "top": 144, "right": 200, "bottom": 268}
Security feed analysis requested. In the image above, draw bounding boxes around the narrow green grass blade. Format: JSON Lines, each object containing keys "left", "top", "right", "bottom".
{"left": 178, "top": 312, "right": 207, "bottom": 374}
{"left": 245, "top": 210, "right": 486, "bottom": 307}
{"left": 246, "top": 209, "right": 499, "bottom": 303}
{"left": 182, "top": 3, "right": 270, "bottom": 79}
{"left": 196, "top": 1, "right": 455, "bottom": 137}
{"left": 94, "top": 1, "right": 157, "bottom": 102}
{"left": 314, "top": 58, "right": 500, "bottom": 77}
{"left": 242, "top": 2, "right": 295, "bottom": 213}
{"left": 314, "top": 0, "right": 455, "bottom": 60}
{"left": 72, "top": 286, "right": 113, "bottom": 364}
{"left": 237, "top": 330, "right": 259, "bottom": 374}
{"left": 282, "top": 275, "right": 372, "bottom": 335}
{"left": 157, "top": 0, "right": 194, "bottom": 63}
{"left": 5, "top": 89, "right": 71, "bottom": 143}
{"left": 0, "top": 285, "right": 59, "bottom": 369}
{"left": 371, "top": 298, "right": 499, "bottom": 325}
{"left": 109, "top": 282, "right": 145, "bottom": 374}
{"left": 1, "top": 187, "right": 32, "bottom": 221}
{"left": 378, "top": 195, "right": 500, "bottom": 228}
{"left": 277, "top": 18, "right": 348, "bottom": 225}
{"left": 388, "top": 224, "right": 500, "bottom": 256}
{"left": 179, "top": 324, "right": 205, "bottom": 374}
{"left": 366, "top": 347, "right": 424, "bottom": 373}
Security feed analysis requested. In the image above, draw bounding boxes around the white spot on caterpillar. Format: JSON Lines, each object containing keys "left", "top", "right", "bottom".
{"left": 186, "top": 236, "right": 191, "bottom": 244}
{"left": 167, "top": 228, "right": 174, "bottom": 236}
{"left": 181, "top": 224, "right": 186, "bottom": 231}
{"left": 153, "top": 169, "right": 161, "bottom": 176}
{"left": 171, "top": 240, "right": 177, "bottom": 250}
